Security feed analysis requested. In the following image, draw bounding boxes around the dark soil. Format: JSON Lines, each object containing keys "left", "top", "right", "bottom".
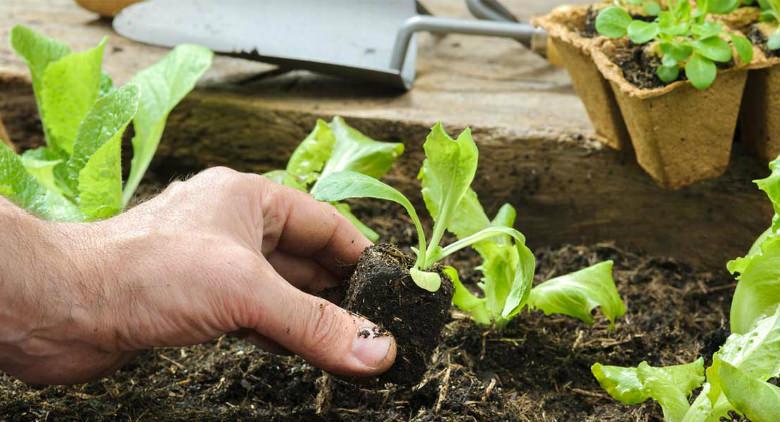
{"left": 613, "top": 44, "right": 668, "bottom": 89}
{"left": 343, "top": 244, "right": 453, "bottom": 386}
{"left": 748, "top": 25, "right": 780, "bottom": 58}
{"left": 0, "top": 200, "right": 740, "bottom": 421}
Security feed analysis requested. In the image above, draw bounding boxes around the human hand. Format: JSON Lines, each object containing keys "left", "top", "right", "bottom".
{"left": 0, "top": 167, "right": 396, "bottom": 384}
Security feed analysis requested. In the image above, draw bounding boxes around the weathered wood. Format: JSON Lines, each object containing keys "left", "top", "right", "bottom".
{"left": 0, "top": 0, "right": 773, "bottom": 272}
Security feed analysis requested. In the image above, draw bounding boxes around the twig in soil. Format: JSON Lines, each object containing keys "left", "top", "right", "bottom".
{"left": 481, "top": 377, "right": 497, "bottom": 402}
{"left": 158, "top": 353, "right": 186, "bottom": 370}
{"left": 569, "top": 387, "right": 610, "bottom": 400}
{"left": 314, "top": 373, "right": 332, "bottom": 415}
{"left": 434, "top": 357, "right": 453, "bottom": 414}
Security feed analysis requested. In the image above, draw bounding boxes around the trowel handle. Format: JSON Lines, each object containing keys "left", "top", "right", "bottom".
{"left": 390, "top": 16, "right": 547, "bottom": 71}
{"left": 465, "top": 0, "right": 517, "bottom": 22}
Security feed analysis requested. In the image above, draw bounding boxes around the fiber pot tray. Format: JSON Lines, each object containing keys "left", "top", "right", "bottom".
{"left": 533, "top": 4, "right": 631, "bottom": 151}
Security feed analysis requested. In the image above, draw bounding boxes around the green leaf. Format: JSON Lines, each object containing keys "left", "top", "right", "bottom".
{"left": 627, "top": 21, "right": 659, "bottom": 44}
{"left": 286, "top": 119, "right": 336, "bottom": 186}
{"left": 596, "top": 6, "right": 633, "bottom": 38}
{"left": 9, "top": 26, "right": 71, "bottom": 146}
{"left": 123, "top": 44, "right": 213, "bottom": 207}
{"left": 263, "top": 170, "right": 307, "bottom": 192}
{"left": 66, "top": 84, "right": 140, "bottom": 220}
{"left": 410, "top": 267, "right": 442, "bottom": 292}
{"left": 528, "top": 261, "right": 625, "bottom": 327}
{"left": 447, "top": 266, "right": 492, "bottom": 326}
{"left": 756, "top": 156, "right": 780, "bottom": 231}
{"left": 591, "top": 363, "right": 649, "bottom": 404}
{"left": 313, "top": 170, "right": 428, "bottom": 271}
{"left": 0, "top": 143, "right": 82, "bottom": 221}
{"left": 333, "top": 202, "right": 380, "bottom": 242}
{"left": 645, "top": 1, "right": 662, "bottom": 16}
{"left": 40, "top": 38, "right": 106, "bottom": 154}
{"left": 729, "top": 236, "right": 780, "bottom": 334}
{"left": 318, "top": 117, "right": 404, "bottom": 181}
{"left": 730, "top": 34, "right": 754, "bottom": 64}
{"left": 693, "top": 37, "right": 732, "bottom": 62}
{"left": 685, "top": 53, "right": 717, "bottom": 90}
{"left": 444, "top": 188, "right": 491, "bottom": 240}
{"left": 661, "top": 41, "right": 693, "bottom": 62}
{"left": 592, "top": 359, "right": 705, "bottom": 422}
{"left": 657, "top": 64, "right": 681, "bottom": 82}
{"left": 707, "top": 0, "right": 741, "bottom": 14}
{"left": 20, "top": 153, "right": 62, "bottom": 194}
{"left": 719, "top": 360, "right": 780, "bottom": 422}
{"left": 419, "top": 123, "right": 479, "bottom": 265}
{"left": 637, "top": 359, "right": 706, "bottom": 422}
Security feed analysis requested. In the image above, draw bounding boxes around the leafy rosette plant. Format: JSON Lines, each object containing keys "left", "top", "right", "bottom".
{"left": 0, "top": 26, "right": 212, "bottom": 221}
{"left": 591, "top": 155, "right": 780, "bottom": 422}
{"left": 314, "top": 123, "right": 625, "bottom": 330}
{"left": 596, "top": 0, "right": 754, "bottom": 89}
{"left": 264, "top": 117, "right": 403, "bottom": 242}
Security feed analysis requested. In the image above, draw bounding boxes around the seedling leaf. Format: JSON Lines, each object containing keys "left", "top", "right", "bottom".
{"left": 596, "top": 7, "right": 633, "bottom": 38}
{"left": 685, "top": 53, "right": 717, "bottom": 90}
{"left": 123, "top": 44, "right": 213, "bottom": 206}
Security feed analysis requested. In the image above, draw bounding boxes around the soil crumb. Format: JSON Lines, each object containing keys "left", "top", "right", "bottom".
{"left": 613, "top": 43, "right": 667, "bottom": 89}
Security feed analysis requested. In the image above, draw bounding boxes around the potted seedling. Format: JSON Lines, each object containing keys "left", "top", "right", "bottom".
{"left": 737, "top": 0, "right": 780, "bottom": 163}
{"left": 313, "top": 124, "right": 544, "bottom": 384}
{"left": 0, "top": 26, "right": 212, "bottom": 221}
{"left": 591, "top": 0, "right": 754, "bottom": 188}
{"left": 591, "top": 155, "right": 780, "bottom": 421}
{"left": 264, "top": 117, "right": 403, "bottom": 242}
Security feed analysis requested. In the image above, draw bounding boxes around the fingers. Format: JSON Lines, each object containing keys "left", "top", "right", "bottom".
{"left": 260, "top": 180, "right": 371, "bottom": 276}
{"left": 246, "top": 264, "right": 396, "bottom": 378}
{"left": 266, "top": 251, "right": 340, "bottom": 294}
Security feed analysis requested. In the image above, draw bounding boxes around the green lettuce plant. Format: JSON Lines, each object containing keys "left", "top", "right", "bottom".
{"left": 591, "top": 155, "right": 780, "bottom": 422}
{"left": 314, "top": 123, "right": 625, "bottom": 330}
{"left": 596, "top": 0, "right": 754, "bottom": 89}
{"left": 0, "top": 25, "right": 212, "bottom": 221}
{"left": 264, "top": 117, "right": 403, "bottom": 242}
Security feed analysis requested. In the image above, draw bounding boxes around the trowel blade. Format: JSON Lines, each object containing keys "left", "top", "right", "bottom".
{"left": 113, "top": 0, "right": 419, "bottom": 88}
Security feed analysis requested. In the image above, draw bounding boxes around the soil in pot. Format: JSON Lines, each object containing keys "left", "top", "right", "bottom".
{"left": 341, "top": 243, "right": 453, "bottom": 386}
{"left": 0, "top": 199, "right": 744, "bottom": 421}
{"left": 534, "top": 5, "right": 632, "bottom": 151}
{"left": 740, "top": 24, "right": 780, "bottom": 163}
{"left": 593, "top": 40, "right": 748, "bottom": 188}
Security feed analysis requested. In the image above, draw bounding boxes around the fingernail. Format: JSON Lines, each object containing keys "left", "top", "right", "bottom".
{"left": 351, "top": 325, "right": 395, "bottom": 369}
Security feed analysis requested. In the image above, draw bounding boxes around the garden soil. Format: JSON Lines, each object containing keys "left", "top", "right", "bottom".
{"left": 0, "top": 199, "right": 746, "bottom": 421}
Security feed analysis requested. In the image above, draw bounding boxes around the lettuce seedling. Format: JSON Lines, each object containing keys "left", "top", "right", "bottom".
{"left": 596, "top": 0, "right": 754, "bottom": 89}
{"left": 0, "top": 25, "right": 212, "bottom": 221}
{"left": 591, "top": 155, "right": 780, "bottom": 422}
{"left": 428, "top": 177, "right": 625, "bottom": 328}
{"left": 314, "top": 123, "right": 627, "bottom": 331}
{"left": 264, "top": 117, "right": 404, "bottom": 242}
{"left": 313, "top": 124, "right": 534, "bottom": 292}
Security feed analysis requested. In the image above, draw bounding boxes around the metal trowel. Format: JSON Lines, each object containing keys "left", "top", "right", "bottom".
{"left": 113, "top": 0, "right": 548, "bottom": 90}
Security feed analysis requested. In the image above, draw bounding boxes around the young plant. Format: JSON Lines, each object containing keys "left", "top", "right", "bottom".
{"left": 0, "top": 25, "right": 212, "bottom": 221}
{"left": 435, "top": 182, "right": 625, "bottom": 329}
{"left": 596, "top": 0, "right": 754, "bottom": 89}
{"left": 591, "top": 155, "right": 780, "bottom": 422}
{"left": 264, "top": 117, "right": 403, "bottom": 242}
{"left": 314, "top": 123, "right": 627, "bottom": 334}
{"left": 612, "top": 0, "right": 664, "bottom": 16}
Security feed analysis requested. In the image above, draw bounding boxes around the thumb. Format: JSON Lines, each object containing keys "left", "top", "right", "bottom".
{"left": 251, "top": 267, "right": 397, "bottom": 377}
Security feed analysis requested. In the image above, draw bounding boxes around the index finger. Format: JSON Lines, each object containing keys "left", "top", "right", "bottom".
{"left": 260, "top": 177, "right": 372, "bottom": 275}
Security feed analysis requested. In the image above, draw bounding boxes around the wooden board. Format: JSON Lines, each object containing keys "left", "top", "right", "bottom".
{"left": 0, "top": 0, "right": 773, "bottom": 271}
